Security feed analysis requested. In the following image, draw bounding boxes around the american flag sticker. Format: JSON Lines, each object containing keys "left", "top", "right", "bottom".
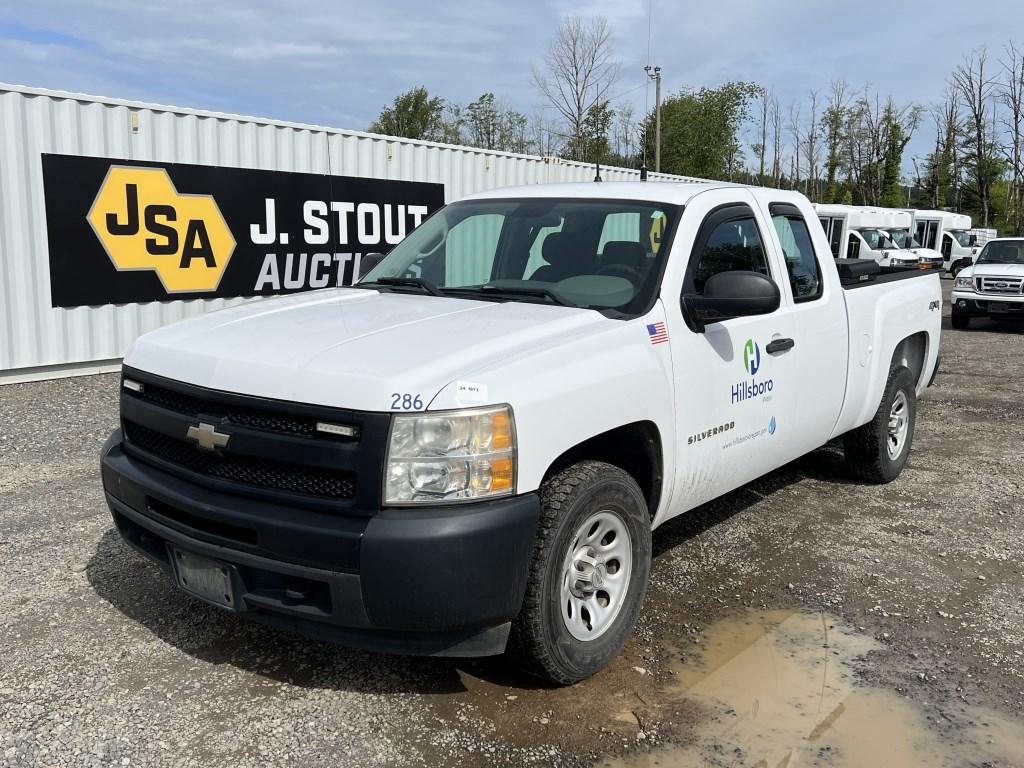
{"left": 646, "top": 321, "right": 668, "bottom": 345}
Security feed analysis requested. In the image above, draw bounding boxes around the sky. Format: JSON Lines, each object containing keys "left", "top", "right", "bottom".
{"left": 1, "top": 0, "right": 1021, "bottom": 174}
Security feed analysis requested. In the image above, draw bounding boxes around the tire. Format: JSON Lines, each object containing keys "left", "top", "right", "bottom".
{"left": 843, "top": 366, "right": 917, "bottom": 484}
{"left": 509, "top": 461, "right": 652, "bottom": 684}
{"left": 950, "top": 262, "right": 963, "bottom": 278}
{"left": 951, "top": 312, "right": 970, "bottom": 330}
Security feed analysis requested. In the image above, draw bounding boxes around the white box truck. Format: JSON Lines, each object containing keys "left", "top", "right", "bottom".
{"left": 911, "top": 210, "right": 977, "bottom": 275}
{"left": 101, "top": 182, "right": 942, "bottom": 683}
{"left": 815, "top": 204, "right": 942, "bottom": 269}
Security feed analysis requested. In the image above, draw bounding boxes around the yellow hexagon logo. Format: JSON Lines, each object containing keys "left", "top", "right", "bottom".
{"left": 87, "top": 166, "right": 235, "bottom": 293}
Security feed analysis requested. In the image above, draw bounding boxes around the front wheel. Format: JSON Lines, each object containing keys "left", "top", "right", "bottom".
{"left": 510, "top": 461, "right": 651, "bottom": 684}
{"left": 843, "top": 366, "right": 918, "bottom": 483}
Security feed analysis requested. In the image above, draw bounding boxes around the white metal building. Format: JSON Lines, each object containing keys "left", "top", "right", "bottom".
{"left": 0, "top": 83, "right": 696, "bottom": 384}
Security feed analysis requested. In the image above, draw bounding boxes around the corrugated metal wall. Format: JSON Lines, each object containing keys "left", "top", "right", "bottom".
{"left": 0, "top": 84, "right": 697, "bottom": 381}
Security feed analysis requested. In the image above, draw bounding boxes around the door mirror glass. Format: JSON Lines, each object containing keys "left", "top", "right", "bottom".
{"left": 681, "top": 270, "right": 781, "bottom": 332}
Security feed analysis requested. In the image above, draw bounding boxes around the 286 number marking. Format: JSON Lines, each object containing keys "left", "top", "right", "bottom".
{"left": 391, "top": 393, "right": 424, "bottom": 411}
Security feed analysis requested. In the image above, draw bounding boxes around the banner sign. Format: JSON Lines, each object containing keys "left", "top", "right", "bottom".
{"left": 41, "top": 154, "right": 445, "bottom": 308}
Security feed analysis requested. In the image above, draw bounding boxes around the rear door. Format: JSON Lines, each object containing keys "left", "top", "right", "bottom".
{"left": 757, "top": 199, "right": 848, "bottom": 454}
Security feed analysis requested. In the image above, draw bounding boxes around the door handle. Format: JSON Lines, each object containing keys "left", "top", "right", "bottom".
{"left": 766, "top": 337, "right": 795, "bottom": 354}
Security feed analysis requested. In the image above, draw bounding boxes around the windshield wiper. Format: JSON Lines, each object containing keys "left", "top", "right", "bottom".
{"left": 472, "top": 283, "right": 573, "bottom": 306}
{"left": 358, "top": 276, "right": 442, "bottom": 296}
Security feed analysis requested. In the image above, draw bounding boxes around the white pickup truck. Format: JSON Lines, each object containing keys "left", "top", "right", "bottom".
{"left": 101, "top": 182, "right": 942, "bottom": 683}
{"left": 951, "top": 237, "right": 1024, "bottom": 327}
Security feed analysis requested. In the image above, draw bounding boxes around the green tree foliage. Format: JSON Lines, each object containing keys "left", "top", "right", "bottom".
{"left": 644, "top": 82, "right": 759, "bottom": 179}
{"left": 821, "top": 82, "right": 849, "bottom": 203}
{"left": 879, "top": 105, "right": 910, "bottom": 207}
{"left": 465, "top": 93, "right": 530, "bottom": 153}
{"left": 580, "top": 101, "right": 614, "bottom": 165}
{"left": 368, "top": 86, "right": 445, "bottom": 141}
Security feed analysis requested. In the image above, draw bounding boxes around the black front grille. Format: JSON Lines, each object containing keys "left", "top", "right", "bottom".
{"left": 124, "top": 421, "right": 356, "bottom": 500}
{"left": 131, "top": 382, "right": 323, "bottom": 438}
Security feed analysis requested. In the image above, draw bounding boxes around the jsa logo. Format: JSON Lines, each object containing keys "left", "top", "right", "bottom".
{"left": 87, "top": 167, "right": 235, "bottom": 293}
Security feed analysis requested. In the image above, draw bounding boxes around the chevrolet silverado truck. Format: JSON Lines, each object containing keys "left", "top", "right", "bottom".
{"left": 951, "top": 237, "right": 1024, "bottom": 328}
{"left": 101, "top": 182, "right": 942, "bottom": 684}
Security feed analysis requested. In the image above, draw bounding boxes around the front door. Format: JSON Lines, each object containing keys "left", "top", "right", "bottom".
{"left": 662, "top": 190, "right": 797, "bottom": 510}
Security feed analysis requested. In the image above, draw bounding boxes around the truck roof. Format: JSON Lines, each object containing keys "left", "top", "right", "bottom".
{"left": 912, "top": 209, "right": 972, "bottom": 228}
{"left": 814, "top": 203, "right": 911, "bottom": 229}
{"left": 458, "top": 181, "right": 809, "bottom": 208}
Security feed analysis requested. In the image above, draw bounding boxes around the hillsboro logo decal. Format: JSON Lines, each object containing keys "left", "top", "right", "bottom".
{"left": 88, "top": 167, "right": 236, "bottom": 293}
{"left": 732, "top": 337, "right": 775, "bottom": 404}
{"left": 743, "top": 339, "right": 761, "bottom": 375}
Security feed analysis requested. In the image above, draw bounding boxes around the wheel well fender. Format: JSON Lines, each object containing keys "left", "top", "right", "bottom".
{"left": 541, "top": 421, "right": 663, "bottom": 520}
{"left": 890, "top": 331, "right": 928, "bottom": 388}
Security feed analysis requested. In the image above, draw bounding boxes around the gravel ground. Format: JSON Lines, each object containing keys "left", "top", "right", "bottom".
{"left": 1, "top": 279, "right": 1022, "bottom": 767}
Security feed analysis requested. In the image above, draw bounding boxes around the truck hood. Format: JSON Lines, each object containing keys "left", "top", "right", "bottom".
{"left": 964, "top": 262, "right": 1024, "bottom": 278}
{"left": 125, "top": 288, "right": 612, "bottom": 411}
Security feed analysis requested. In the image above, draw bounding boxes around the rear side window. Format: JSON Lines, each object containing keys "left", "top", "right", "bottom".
{"left": 686, "top": 206, "right": 770, "bottom": 294}
{"left": 770, "top": 204, "right": 823, "bottom": 303}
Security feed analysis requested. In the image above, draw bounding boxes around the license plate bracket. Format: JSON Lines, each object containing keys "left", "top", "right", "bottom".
{"left": 989, "top": 302, "right": 1010, "bottom": 314}
{"left": 171, "top": 548, "right": 237, "bottom": 609}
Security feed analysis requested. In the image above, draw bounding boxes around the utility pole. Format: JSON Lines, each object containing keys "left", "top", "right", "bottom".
{"left": 645, "top": 65, "right": 662, "bottom": 173}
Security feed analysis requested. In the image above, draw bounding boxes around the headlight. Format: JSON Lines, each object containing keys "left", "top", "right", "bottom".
{"left": 954, "top": 275, "right": 973, "bottom": 289}
{"left": 384, "top": 405, "right": 516, "bottom": 505}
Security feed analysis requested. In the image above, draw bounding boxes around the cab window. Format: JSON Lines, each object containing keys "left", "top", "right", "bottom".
{"left": 770, "top": 204, "right": 823, "bottom": 303}
{"left": 685, "top": 205, "right": 770, "bottom": 294}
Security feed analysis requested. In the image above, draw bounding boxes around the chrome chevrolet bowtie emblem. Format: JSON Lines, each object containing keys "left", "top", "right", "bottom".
{"left": 186, "top": 422, "right": 230, "bottom": 451}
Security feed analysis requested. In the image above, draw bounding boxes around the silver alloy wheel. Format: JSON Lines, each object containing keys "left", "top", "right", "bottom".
{"left": 560, "top": 510, "right": 633, "bottom": 641}
{"left": 887, "top": 390, "right": 909, "bottom": 460}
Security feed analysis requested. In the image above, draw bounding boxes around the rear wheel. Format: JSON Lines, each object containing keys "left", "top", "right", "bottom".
{"left": 844, "top": 366, "right": 917, "bottom": 484}
{"left": 510, "top": 461, "right": 651, "bottom": 684}
{"left": 951, "top": 311, "right": 970, "bottom": 330}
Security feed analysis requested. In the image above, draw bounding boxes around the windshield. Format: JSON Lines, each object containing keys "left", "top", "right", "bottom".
{"left": 887, "top": 228, "right": 921, "bottom": 248}
{"left": 856, "top": 228, "right": 898, "bottom": 250}
{"left": 977, "top": 241, "right": 1024, "bottom": 265}
{"left": 360, "top": 198, "right": 679, "bottom": 317}
{"left": 951, "top": 229, "right": 973, "bottom": 247}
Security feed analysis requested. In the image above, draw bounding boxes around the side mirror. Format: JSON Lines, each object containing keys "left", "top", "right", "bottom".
{"left": 969, "top": 234, "right": 978, "bottom": 246}
{"left": 357, "top": 252, "right": 386, "bottom": 281}
{"left": 681, "top": 271, "right": 781, "bottom": 332}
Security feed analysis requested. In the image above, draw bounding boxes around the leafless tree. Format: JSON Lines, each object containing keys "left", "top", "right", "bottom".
{"left": 803, "top": 90, "right": 821, "bottom": 200}
{"left": 755, "top": 87, "right": 770, "bottom": 185}
{"left": 532, "top": 15, "right": 619, "bottom": 162}
{"left": 999, "top": 43, "right": 1024, "bottom": 234}
{"left": 952, "top": 48, "right": 999, "bottom": 226}
{"left": 611, "top": 102, "right": 637, "bottom": 161}
{"left": 788, "top": 101, "right": 803, "bottom": 191}
{"left": 770, "top": 94, "right": 783, "bottom": 187}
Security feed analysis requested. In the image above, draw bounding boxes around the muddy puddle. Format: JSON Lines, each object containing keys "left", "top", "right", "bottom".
{"left": 601, "top": 610, "right": 1024, "bottom": 768}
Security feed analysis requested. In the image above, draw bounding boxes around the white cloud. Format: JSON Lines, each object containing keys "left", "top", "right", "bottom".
{"left": 1, "top": 0, "right": 1021, "bottom": 170}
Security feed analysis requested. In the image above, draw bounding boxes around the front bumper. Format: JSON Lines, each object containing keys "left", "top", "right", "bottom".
{"left": 950, "top": 291, "right": 1024, "bottom": 317}
{"left": 101, "top": 431, "right": 540, "bottom": 656}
